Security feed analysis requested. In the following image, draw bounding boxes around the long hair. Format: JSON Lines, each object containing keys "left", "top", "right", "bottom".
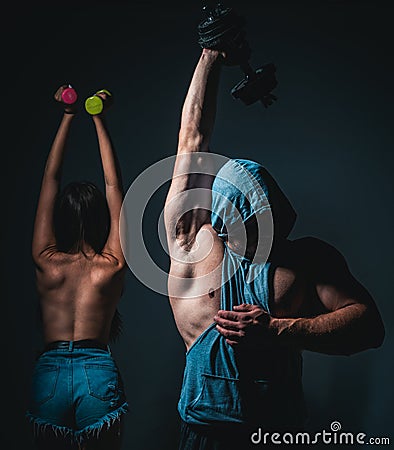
{"left": 53, "top": 181, "right": 122, "bottom": 341}
{"left": 54, "top": 181, "right": 110, "bottom": 254}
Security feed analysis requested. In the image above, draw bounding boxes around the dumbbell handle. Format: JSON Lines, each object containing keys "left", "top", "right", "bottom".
{"left": 239, "top": 61, "right": 257, "bottom": 80}
{"left": 240, "top": 62, "right": 266, "bottom": 106}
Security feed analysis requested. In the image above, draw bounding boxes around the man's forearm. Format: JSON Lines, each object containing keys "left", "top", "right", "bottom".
{"left": 164, "top": 50, "right": 222, "bottom": 242}
{"left": 271, "top": 304, "right": 385, "bottom": 355}
{"left": 178, "top": 49, "right": 222, "bottom": 153}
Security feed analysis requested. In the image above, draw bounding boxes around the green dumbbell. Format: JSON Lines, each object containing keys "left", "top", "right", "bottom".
{"left": 85, "top": 89, "right": 112, "bottom": 115}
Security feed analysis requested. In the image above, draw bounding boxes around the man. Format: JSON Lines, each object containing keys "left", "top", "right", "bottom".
{"left": 164, "top": 46, "right": 385, "bottom": 450}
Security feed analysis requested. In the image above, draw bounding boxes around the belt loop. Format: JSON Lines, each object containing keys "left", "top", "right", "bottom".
{"left": 107, "top": 344, "right": 111, "bottom": 356}
{"left": 68, "top": 341, "right": 74, "bottom": 352}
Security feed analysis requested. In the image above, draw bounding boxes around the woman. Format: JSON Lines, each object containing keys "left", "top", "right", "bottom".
{"left": 27, "top": 85, "right": 128, "bottom": 449}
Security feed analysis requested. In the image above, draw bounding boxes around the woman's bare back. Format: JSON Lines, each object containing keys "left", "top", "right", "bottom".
{"left": 36, "top": 250, "right": 125, "bottom": 345}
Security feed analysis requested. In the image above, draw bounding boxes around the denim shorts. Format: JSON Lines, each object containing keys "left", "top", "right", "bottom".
{"left": 26, "top": 343, "right": 128, "bottom": 444}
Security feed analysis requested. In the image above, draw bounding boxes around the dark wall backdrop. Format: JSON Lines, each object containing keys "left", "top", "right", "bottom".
{"left": 3, "top": 1, "right": 393, "bottom": 449}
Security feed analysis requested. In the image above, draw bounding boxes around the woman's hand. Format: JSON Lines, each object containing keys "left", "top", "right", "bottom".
{"left": 95, "top": 89, "right": 114, "bottom": 114}
{"left": 54, "top": 85, "right": 78, "bottom": 114}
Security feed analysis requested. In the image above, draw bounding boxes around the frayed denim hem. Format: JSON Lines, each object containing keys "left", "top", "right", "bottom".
{"left": 26, "top": 413, "right": 74, "bottom": 440}
{"left": 26, "top": 402, "right": 129, "bottom": 444}
{"left": 75, "top": 402, "right": 129, "bottom": 443}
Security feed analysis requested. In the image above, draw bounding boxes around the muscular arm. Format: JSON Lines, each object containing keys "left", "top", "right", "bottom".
{"left": 271, "top": 245, "right": 385, "bottom": 355}
{"left": 271, "top": 285, "right": 384, "bottom": 356}
{"left": 32, "top": 111, "right": 75, "bottom": 264}
{"left": 164, "top": 49, "right": 222, "bottom": 251}
{"left": 216, "top": 240, "right": 385, "bottom": 355}
{"left": 92, "top": 113, "right": 124, "bottom": 265}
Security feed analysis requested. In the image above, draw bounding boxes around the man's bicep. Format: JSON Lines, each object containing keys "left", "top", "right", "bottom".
{"left": 315, "top": 283, "right": 363, "bottom": 312}
{"left": 303, "top": 238, "right": 374, "bottom": 311}
{"left": 165, "top": 177, "right": 213, "bottom": 247}
{"left": 165, "top": 149, "right": 216, "bottom": 246}
{"left": 294, "top": 237, "right": 368, "bottom": 311}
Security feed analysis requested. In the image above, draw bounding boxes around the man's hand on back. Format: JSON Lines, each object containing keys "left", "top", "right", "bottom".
{"left": 215, "top": 304, "right": 274, "bottom": 347}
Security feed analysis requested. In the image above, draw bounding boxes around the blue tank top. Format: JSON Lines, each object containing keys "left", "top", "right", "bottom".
{"left": 178, "top": 158, "right": 306, "bottom": 428}
{"left": 178, "top": 243, "right": 306, "bottom": 428}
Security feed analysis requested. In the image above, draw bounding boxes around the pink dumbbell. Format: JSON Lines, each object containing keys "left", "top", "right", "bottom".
{"left": 61, "top": 85, "right": 78, "bottom": 105}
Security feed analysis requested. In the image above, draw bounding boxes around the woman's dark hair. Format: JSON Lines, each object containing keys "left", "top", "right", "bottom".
{"left": 52, "top": 181, "right": 122, "bottom": 340}
{"left": 54, "top": 181, "right": 110, "bottom": 254}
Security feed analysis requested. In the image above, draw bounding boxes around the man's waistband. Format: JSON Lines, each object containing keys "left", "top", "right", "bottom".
{"left": 42, "top": 339, "right": 109, "bottom": 353}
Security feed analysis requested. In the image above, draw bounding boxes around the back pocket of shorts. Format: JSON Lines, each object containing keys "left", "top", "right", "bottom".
{"left": 31, "top": 364, "right": 59, "bottom": 405}
{"left": 84, "top": 364, "right": 118, "bottom": 401}
{"left": 187, "top": 373, "right": 243, "bottom": 422}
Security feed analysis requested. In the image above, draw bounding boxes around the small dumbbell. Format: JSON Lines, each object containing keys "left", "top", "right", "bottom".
{"left": 198, "top": 2, "right": 277, "bottom": 107}
{"left": 61, "top": 85, "right": 78, "bottom": 104}
{"left": 85, "top": 89, "right": 112, "bottom": 115}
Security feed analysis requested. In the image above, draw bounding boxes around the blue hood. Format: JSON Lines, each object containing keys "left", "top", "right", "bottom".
{"left": 211, "top": 159, "right": 296, "bottom": 241}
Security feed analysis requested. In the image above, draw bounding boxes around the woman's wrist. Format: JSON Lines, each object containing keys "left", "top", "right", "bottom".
{"left": 92, "top": 113, "right": 104, "bottom": 121}
{"left": 62, "top": 111, "right": 76, "bottom": 120}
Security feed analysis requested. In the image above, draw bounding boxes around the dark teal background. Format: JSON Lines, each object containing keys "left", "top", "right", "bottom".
{"left": 3, "top": 1, "right": 393, "bottom": 449}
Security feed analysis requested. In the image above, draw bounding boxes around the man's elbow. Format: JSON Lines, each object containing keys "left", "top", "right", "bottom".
{"left": 370, "top": 315, "right": 385, "bottom": 349}
{"left": 362, "top": 306, "right": 385, "bottom": 350}
{"left": 343, "top": 304, "right": 385, "bottom": 355}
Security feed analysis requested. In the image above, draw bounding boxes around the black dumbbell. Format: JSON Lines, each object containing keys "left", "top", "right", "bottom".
{"left": 197, "top": 2, "right": 278, "bottom": 107}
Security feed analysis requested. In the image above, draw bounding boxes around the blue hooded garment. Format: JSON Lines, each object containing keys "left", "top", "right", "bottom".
{"left": 178, "top": 159, "right": 306, "bottom": 429}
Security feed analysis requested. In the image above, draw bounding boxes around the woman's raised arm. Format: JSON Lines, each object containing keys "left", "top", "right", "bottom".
{"left": 91, "top": 91, "right": 124, "bottom": 266}
{"left": 32, "top": 85, "right": 77, "bottom": 265}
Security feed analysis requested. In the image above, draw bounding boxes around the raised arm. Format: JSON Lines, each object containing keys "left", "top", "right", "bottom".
{"left": 91, "top": 94, "right": 124, "bottom": 265}
{"left": 32, "top": 86, "right": 76, "bottom": 265}
{"left": 164, "top": 49, "right": 223, "bottom": 252}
